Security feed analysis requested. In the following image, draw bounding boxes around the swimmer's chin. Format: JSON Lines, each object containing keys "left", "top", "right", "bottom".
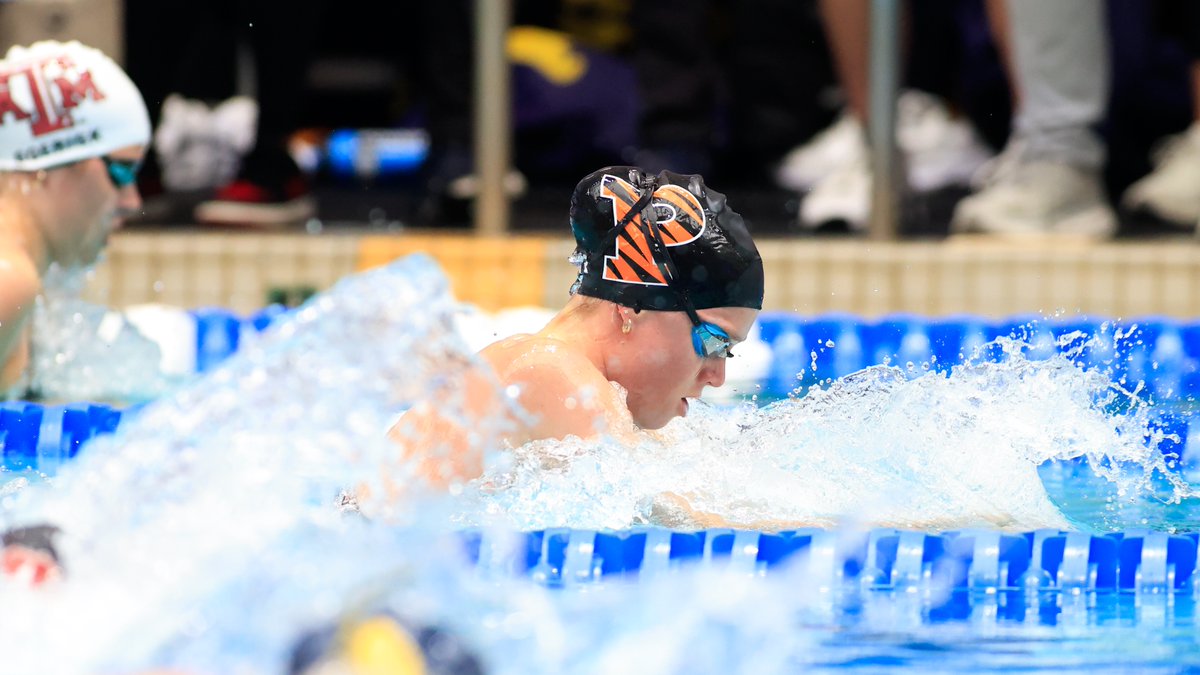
{"left": 630, "top": 401, "right": 688, "bottom": 431}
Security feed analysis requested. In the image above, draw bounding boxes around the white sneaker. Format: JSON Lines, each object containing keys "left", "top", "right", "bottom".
{"left": 775, "top": 112, "right": 866, "bottom": 192}
{"left": 1121, "top": 122, "right": 1200, "bottom": 228}
{"left": 897, "top": 90, "right": 993, "bottom": 192}
{"left": 950, "top": 158, "right": 1117, "bottom": 239}
{"left": 789, "top": 91, "right": 994, "bottom": 229}
{"left": 799, "top": 154, "right": 871, "bottom": 231}
{"left": 777, "top": 91, "right": 992, "bottom": 195}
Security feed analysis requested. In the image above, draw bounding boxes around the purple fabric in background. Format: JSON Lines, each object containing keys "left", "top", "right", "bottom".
{"left": 512, "top": 45, "right": 638, "bottom": 176}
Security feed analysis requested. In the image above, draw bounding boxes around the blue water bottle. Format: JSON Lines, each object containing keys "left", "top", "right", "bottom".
{"left": 326, "top": 128, "right": 429, "bottom": 179}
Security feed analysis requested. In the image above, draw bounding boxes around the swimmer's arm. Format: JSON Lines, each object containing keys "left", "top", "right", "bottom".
{"left": 653, "top": 495, "right": 999, "bottom": 532}
{"left": 0, "top": 255, "right": 38, "bottom": 391}
{"left": 649, "top": 492, "right": 822, "bottom": 533}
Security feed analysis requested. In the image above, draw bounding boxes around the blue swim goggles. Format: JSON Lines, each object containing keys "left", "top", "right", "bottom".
{"left": 622, "top": 182, "right": 736, "bottom": 360}
{"left": 688, "top": 309, "right": 735, "bottom": 359}
{"left": 101, "top": 156, "right": 142, "bottom": 188}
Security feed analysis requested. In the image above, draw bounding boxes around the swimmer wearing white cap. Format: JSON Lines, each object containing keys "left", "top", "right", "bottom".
{"left": 0, "top": 41, "right": 151, "bottom": 393}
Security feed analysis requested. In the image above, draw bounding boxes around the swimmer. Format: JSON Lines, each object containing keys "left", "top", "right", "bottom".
{"left": 0, "top": 41, "right": 150, "bottom": 395}
{"left": 389, "top": 165, "right": 763, "bottom": 488}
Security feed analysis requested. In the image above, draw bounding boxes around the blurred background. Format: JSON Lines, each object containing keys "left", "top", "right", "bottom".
{"left": 3, "top": 0, "right": 1199, "bottom": 318}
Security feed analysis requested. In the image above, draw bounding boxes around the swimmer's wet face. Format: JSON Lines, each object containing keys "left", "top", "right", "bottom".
{"left": 0, "top": 40, "right": 152, "bottom": 268}
{"left": 42, "top": 144, "right": 146, "bottom": 267}
{"left": 569, "top": 165, "right": 764, "bottom": 430}
{"left": 612, "top": 305, "right": 757, "bottom": 429}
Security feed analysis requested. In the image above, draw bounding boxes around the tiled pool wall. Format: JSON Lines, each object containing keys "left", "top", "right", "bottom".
{"left": 86, "top": 231, "right": 1200, "bottom": 317}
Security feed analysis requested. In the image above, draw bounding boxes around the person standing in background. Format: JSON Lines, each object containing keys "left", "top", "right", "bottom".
{"left": 951, "top": 0, "right": 1116, "bottom": 238}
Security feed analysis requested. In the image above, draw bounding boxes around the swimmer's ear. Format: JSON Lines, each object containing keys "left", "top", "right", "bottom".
{"left": 615, "top": 305, "right": 638, "bottom": 332}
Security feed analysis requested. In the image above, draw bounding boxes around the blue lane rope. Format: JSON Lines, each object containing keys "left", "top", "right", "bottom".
{"left": 460, "top": 527, "right": 1200, "bottom": 595}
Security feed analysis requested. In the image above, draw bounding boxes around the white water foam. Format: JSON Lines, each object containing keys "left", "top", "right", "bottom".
{"left": 10, "top": 265, "right": 179, "bottom": 403}
{"left": 0, "top": 254, "right": 507, "bottom": 673}
{"left": 461, "top": 336, "right": 1194, "bottom": 533}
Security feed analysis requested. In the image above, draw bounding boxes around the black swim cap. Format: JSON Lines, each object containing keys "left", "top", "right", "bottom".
{"left": 568, "top": 166, "right": 764, "bottom": 311}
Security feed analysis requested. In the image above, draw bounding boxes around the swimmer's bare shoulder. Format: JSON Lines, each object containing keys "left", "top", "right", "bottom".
{"left": 386, "top": 332, "right": 636, "bottom": 489}
{"left": 0, "top": 247, "right": 38, "bottom": 389}
{"left": 480, "top": 333, "right": 637, "bottom": 446}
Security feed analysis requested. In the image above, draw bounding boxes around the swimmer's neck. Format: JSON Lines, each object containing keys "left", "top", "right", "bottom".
{"left": 0, "top": 192, "right": 48, "bottom": 274}
{"left": 536, "top": 296, "right": 624, "bottom": 381}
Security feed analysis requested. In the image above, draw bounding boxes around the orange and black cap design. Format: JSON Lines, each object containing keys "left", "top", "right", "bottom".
{"left": 569, "top": 166, "right": 763, "bottom": 311}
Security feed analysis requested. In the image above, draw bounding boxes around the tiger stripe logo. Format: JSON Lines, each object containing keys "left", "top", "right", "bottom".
{"left": 599, "top": 173, "right": 706, "bottom": 286}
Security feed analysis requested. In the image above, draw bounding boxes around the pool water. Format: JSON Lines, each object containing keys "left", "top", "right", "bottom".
{"left": 1043, "top": 459, "right": 1200, "bottom": 533}
{"left": 1, "top": 254, "right": 1199, "bottom": 674}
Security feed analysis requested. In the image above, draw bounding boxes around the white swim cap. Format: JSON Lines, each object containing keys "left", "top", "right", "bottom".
{"left": 0, "top": 40, "right": 150, "bottom": 171}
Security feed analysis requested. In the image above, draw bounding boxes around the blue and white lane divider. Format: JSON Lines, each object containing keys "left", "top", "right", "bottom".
{"left": 192, "top": 304, "right": 290, "bottom": 373}
{"left": 122, "top": 304, "right": 292, "bottom": 376}
{"left": 4, "top": 398, "right": 1188, "bottom": 474}
{"left": 755, "top": 312, "right": 1200, "bottom": 401}
{"left": 0, "top": 397, "right": 1193, "bottom": 476}
{"left": 0, "top": 402, "right": 125, "bottom": 473}
{"left": 461, "top": 528, "right": 1200, "bottom": 595}
{"left": 123, "top": 305, "right": 1200, "bottom": 399}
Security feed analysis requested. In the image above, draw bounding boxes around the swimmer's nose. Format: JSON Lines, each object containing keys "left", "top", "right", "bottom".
{"left": 701, "top": 358, "right": 726, "bottom": 389}
{"left": 116, "top": 183, "right": 142, "bottom": 218}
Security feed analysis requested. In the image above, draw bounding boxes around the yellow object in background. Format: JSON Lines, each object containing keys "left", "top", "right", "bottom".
{"left": 506, "top": 26, "right": 588, "bottom": 85}
{"left": 358, "top": 235, "right": 550, "bottom": 312}
{"left": 343, "top": 616, "right": 428, "bottom": 675}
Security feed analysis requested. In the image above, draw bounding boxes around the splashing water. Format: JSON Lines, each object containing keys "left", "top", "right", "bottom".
{"left": 461, "top": 335, "right": 1196, "bottom": 533}
{"left": 9, "top": 265, "right": 179, "bottom": 403}
{"left": 0, "top": 254, "right": 512, "bottom": 673}
{"left": 0, "top": 255, "right": 1196, "bottom": 672}
{"left": 140, "top": 521, "right": 852, "bottom": 675}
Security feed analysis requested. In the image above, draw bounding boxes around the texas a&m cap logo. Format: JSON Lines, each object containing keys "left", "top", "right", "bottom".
{"left": 0, "top": 41, "right": 149, "bottom": 171}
